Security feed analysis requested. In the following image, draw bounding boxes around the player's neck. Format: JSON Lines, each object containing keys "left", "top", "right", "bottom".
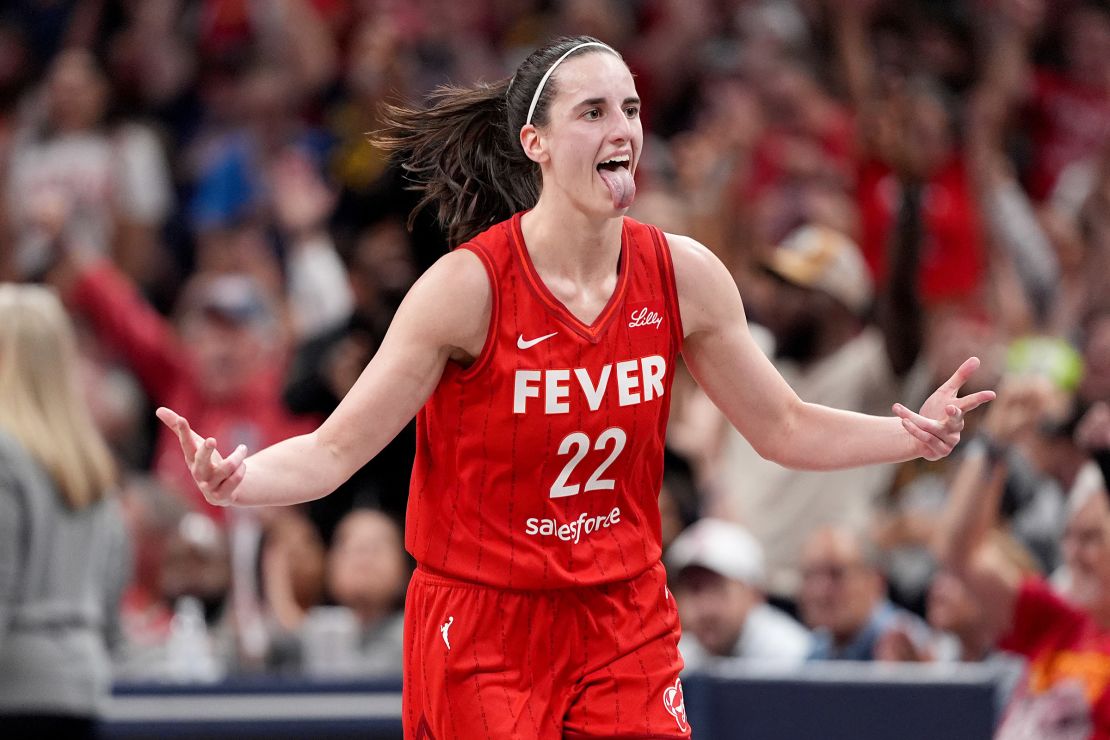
{"left": 522, "top": 199, "right": 623, "bottom": 282}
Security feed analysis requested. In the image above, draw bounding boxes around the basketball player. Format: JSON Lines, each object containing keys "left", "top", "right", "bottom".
{"left": 157, "top": 36, "right": 994, "bottom": 738}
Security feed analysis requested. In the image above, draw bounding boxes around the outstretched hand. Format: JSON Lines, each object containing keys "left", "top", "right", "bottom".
{"left": 155, "top": 407, "right": 248, "bottom": 506}
{"left": 892, "top": 357, "right": 996, "bottom": 461}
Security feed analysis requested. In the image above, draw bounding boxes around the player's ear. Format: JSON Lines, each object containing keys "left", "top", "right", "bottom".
{"left": 520, "top": 124, "right": 548, "bottom": 165}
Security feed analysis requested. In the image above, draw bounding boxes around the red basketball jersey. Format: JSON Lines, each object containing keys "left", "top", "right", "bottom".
{"left": 406, "top": 212, "right": 683, "bottom": 589}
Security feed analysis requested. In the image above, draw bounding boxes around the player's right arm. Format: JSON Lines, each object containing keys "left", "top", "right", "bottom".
{"left": 157, "top": 248, "right": 492, "bottom": 508}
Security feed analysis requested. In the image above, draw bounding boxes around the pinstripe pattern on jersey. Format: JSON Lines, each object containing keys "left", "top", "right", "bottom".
{"left": 406, "top": 212, "right": 681, "bottom": 590}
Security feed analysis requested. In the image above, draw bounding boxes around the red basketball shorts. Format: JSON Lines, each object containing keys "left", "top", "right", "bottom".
{"left": 402, "top": 561, "right": 690, "bottom": 739}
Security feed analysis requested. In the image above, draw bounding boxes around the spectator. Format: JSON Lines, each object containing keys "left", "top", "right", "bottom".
{"left": 668, "top": 518, "right": 810, "bottom": 669}
{"left": 268, "top": 148, "right": 354, "bottom": 343}
{"left": 829, "top": 0, "right": 986, "bottom": 306}
{"left": 283, "top": 217, "right": 418, "bottom": 539}
{"left": 937, "top": 431, "right": 1110, "bottom": 734}
{"left": 877, "top": 531, "right": 1039, "bottom": 663}
{"left": 160, "top": 511, "right": 232, "bottom": 629}
{"left": 985, "top": 0, "right": 1110, "bottom": 202}
{"left": 188, "top": 63, "right": 330, "bottom": 235}
{"left": 259, "top": 507, "right": 327, "bottom": 671}
{"left": 314, "top": 508, "right": 407, "bottom": 677}
{"left": 49, "top": 241, "right": 316, "bottom": 514}
{"left": 260, "top": 508, "right": 327, "bottom": 632}
{"left": 7, "top": 48, "right": 173, "bottom": 288}
{"left": 878, "top": 359, "right": 1075, "bottom": 616}
{"left": 711, "top": 223, "right": 928, "bottom": 604}
{"left": 114, "top": 474, "right": 188, "bottom": 678}
{"left": 799, "top": 525, "right": 931, "bottom": 661}
{"left": 978, "top": 367, "right": 1083, "bottom": 573}
{"left": 0, "top": 284, "right": 129, "bottom": 739}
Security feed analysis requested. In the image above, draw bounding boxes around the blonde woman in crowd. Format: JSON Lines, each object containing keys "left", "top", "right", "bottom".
{"left": 0, "top": 284, "right": 130, "bottom": 739}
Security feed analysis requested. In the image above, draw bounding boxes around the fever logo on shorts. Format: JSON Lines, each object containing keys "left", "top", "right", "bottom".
{"left": 663, "top": 677, "right": 688, "bottom": 732}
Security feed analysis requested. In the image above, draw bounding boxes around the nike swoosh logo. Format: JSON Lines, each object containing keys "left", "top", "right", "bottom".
{"left": 517, "top": 332, "right": 558, "bottom": 349}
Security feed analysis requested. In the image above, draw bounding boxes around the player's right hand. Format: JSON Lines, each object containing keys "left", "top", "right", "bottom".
{"left": 156, "top": 407, "right": 248, "bottom": 506}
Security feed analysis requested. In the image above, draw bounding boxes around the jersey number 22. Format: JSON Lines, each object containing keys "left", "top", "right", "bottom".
{"left": 550, "top": 427, "right": 627, "bottom": 498}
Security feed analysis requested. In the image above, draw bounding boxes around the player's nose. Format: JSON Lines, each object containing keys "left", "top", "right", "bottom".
{"left": 607, "top": 110, "right": 633, "bottom": 143}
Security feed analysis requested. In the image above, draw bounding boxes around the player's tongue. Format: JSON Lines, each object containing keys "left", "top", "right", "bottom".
{"left": 597, "top": 165, "right": 636, "bottom": 210}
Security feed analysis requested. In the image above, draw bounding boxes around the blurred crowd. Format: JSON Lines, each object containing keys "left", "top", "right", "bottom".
{"left": 2, "top": 0, "right": 1110, "bottom": 732}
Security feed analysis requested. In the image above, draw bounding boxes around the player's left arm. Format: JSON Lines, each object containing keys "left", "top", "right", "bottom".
{"left": 667, "top": 233, "right": 995, "bottom": 470}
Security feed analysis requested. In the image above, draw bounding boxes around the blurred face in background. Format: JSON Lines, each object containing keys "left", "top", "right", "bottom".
{"left": 346, "top": 19, "right": 409, "bottom": 102}
{"left": 1061, "top": 491, "right": 1110, "bottom": 616}
{"left": 327, "top": 510, "right": 408, "bottom": 623}
{"left": 1064, "top": 7, "right": 1110, "bottom": 87}
{"left": 1081, "top": 315, "right": 1110, "bottom": 405}
{"left": 799, "top": 529, "right": 883, "bottom": 641}
{"left": 182, "top": 311, "right": 274, "bottom": 401}
{"left": 758, "top": 274, "right": 836, "bottom": 364}
{"left": 178, "top": 272, "right": 280, "bottom": 401}
{"left": 673, "top": 566, "right": 759, "bottom": 657}
{"left": 46, "top": 49, "right": 108, "bottom": 133}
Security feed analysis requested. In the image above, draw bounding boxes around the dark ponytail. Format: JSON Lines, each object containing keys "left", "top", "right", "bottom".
{"left": 375, "top": 80, "right": 537, "bottom": 247}
{"left": 373, "top": 35, "right": 620, "bottom": 246}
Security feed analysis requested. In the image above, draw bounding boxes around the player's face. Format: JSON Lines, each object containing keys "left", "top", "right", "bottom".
{"left": 526, "top": 52, "right": 643, "bottom": 217}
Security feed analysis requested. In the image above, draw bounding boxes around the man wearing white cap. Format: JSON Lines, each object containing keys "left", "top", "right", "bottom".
{"left": 667, "top": 518, "right": 811, "bottom": 668}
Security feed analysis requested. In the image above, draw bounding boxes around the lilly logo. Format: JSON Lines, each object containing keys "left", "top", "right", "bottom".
{"left": 663, "top": 677, "right": 688, "bottom": 732}
{"left": 629, "top": 306, "right": 663, "bottom": 329}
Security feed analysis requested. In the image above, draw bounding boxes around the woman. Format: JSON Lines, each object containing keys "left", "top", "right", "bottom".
{"left": 158, "top": 36, "right": 993, "bottom": 738}
{"left": 0, "top": 284, "right": 130, "bottom": 738}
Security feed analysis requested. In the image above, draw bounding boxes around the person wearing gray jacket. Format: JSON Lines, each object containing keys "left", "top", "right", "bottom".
{"left": 0, "top": 284, "right": 130, "bottom": 739}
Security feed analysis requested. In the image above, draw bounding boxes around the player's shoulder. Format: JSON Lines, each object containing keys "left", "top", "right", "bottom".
{"left": 661, "top": 232, "right": 728, "bottom": 286}
{"left": 659, "top": 232, "right": 744, "bottom": 334}
{"left": 661, "top": 231, "right": 710, "bottom": 257}
{"left": 396, "top": 246, "right": 492, "bottom": 350}
{"left": 417, "top": 247, "right": 492, "bottom": 308}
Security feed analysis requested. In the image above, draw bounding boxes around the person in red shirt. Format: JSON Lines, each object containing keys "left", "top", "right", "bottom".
{"left": 938, "top": 381, "right": 1110, "bottom": 739}
{"left": 979, "top": 0, "right": 1110, "bottom": 201}
{"left": 53, "top": 256, "right": 316, "bottom": 515}
{"left": 158, "top": 36, "right": 993, "bottom": 739}
{"left": 830, "top": 2, "right": 986, "bottom": 307}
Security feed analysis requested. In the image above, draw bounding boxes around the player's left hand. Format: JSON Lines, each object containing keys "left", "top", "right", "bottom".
{"left": 892, "top": 357, "right": 996, "bottom": 461}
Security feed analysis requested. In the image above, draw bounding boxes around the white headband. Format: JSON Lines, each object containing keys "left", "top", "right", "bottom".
{"left": 525, "top": 42, "right": 619, "bottom": 126}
